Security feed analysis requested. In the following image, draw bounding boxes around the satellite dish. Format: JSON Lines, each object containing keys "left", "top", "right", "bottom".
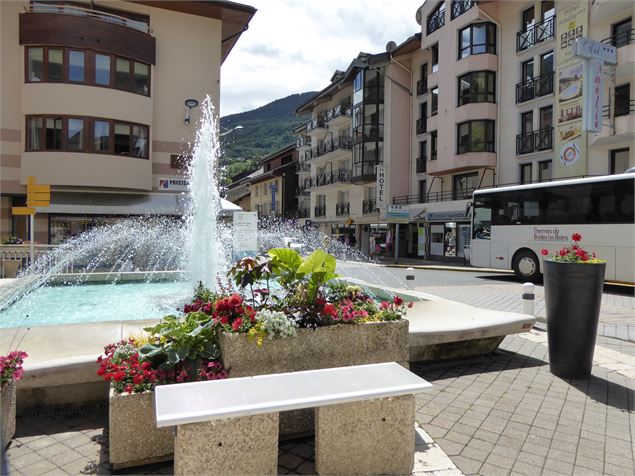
{"left": 415, "top": 8, "right": 422, "bottom": 25}
{"left": 386, "top": 41, "right": 397, "bottom": 53}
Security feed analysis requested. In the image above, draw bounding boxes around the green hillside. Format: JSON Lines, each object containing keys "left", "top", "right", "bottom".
{"left": 219, "top": 92, "right": 315, "bottom": 183}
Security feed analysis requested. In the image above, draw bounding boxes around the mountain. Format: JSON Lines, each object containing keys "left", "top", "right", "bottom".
{"left": 219, "top": 91, "right": 316, "bottom": 164}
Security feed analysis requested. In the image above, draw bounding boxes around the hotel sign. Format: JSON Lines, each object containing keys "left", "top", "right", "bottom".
{"left": 376, "top": 165, "right": 386, "bottom": 212}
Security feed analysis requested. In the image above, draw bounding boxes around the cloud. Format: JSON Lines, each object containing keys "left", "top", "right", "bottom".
{"left": 220, "top": 0, "right": 423, "bottom": 116}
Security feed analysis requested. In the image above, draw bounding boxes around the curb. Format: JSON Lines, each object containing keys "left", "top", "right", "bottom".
{"left": 381, "top": 264, "right": 514, "bottom": 274}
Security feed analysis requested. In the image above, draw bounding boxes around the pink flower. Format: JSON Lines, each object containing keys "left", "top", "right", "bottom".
{"left": 393, "top": 296, "right": 404, "bottom": 306}
{"left": 231, "top": 317, "right": 242, "bottom": 331}
{"left": 380, "top": 301, "right": 390, "bottom": 310}
{"left": 541, "top": 249, "right": 549, "bottom": 256}
{"left": 323, "top": 303, "right": 337, "bottom": 317}
{"left": 571, "top": 232, "right": 582, "bottom": 242}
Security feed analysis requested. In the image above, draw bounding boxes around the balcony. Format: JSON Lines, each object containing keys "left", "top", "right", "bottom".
{"left": 602, "top": 28, "right": 634, "bottom": 49}
{"left": 516, "top": 127, "right": 553, "bottom": 155}
{"left": 426, "top": 9, "right": 445, "bottom": 35}
{"left": 295, "top": 135, "right": 311, "bottom": 149}
{"left": 516, "top": 72, "right": 554, "bottom": 104}
{"left": 309, "top": 135, "right": 353, "bottom": 161}
{"left": 309, "top": 169, "right": 351, "bottom": 189}
{"left": 516, "top": 16, "right": 555, "bottom": 52}
{"left": 335, "top": 202, "right": 350, "bottom": 217}
{"left": 326, "top": 103, "right": 352, "bottom": 122}
{"left": 451, "top": 0, "right": 476, "bottom": 20}
{"left": 393, "top": 189, "right": 474, "bottom": 205}
{"left": 416, "top": 118, "right": 427, "bottom": 135}
{"left": 296, "top": 161, "right": 311, "bottom": 173}
{"left": 297, "top": 208, "right": 310, "bottom": 219}
{"left": 305, "top": 116, "right": 327, "bottom": 133}
{"left": 25, "top": 3, "right": 152, "bottom": 34}
{"left": 603, "top": 99, "right": 635, "bottom": 118}
{"left": 416, "top": 157, "right": 427, "bottom": 174}
{"left": 360, "top": 199, "right": 377, "bottom": 215}
{"left": 314, "top": 205, "right": 326, "bottom": 217}
{"left": 416, "top": 79, "right": 427, "bottom": 96}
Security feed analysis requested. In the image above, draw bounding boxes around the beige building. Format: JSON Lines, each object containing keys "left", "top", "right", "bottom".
{"left": 0, "top": 0, "right": 255, "bottom": 243}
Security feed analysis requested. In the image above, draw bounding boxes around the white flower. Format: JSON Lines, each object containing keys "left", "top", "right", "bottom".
{"left": 256, "top": 309, "right": 298, "bottom": 339}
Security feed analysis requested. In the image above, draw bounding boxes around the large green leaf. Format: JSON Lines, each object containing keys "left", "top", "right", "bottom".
{"left": 268, "top": 248, "right": 303, "bottom": 272}
{"left": 298, "top": 249, "right": 338, "bottom": 276}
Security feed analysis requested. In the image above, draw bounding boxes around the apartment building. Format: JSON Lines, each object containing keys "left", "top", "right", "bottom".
{"left": 248, "top": 144, "right": 299, "bottom": 218}
{"left": 0, "top": 0, "right": 255, "bottom": 244}
{"left": 294, "top": 43, "right": 414, "bottom": 256}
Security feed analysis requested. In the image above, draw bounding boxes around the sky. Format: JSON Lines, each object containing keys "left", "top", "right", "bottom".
{"left": 220, "top": 0, "right": 424, "bottom": 116}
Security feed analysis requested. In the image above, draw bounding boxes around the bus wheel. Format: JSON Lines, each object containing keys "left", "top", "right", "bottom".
{"left": 513, "top": 250, "right": 540, "bottom": 282}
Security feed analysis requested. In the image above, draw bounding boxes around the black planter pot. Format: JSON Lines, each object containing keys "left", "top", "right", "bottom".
{"left": 543, "top": 260, "right": 606, "bottom": 379}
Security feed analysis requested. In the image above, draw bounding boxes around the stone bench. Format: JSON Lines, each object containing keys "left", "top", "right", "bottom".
{"left": 155, "top": 362, "right": 432, "bottom": 475}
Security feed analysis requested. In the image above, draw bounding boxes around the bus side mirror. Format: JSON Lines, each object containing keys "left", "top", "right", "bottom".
{"left": 466, "top": 202, "right": 472, "bottom": 217}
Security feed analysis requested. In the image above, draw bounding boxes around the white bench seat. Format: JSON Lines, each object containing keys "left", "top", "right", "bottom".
{"left": 155, "top": 362, "right": 432, "bottom": 475}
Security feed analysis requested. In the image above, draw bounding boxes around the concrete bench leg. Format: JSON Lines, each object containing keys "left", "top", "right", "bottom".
{"left": 315, "top": 395, "right": 415, "bottom": 475}
{"left": 174, "top": 413, "right": 279, "bottom": 476}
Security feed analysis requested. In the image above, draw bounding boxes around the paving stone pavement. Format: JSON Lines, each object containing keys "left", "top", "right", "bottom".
{"left": 414, "top": 332, "right": 635, "bottom": 476}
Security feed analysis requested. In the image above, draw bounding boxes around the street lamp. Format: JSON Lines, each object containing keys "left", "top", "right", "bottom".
{"left": 184, "top": 99, "right": 199, "bottom": 125}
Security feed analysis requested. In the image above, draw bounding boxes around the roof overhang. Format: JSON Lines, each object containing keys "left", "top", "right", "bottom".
{"left": 127, "top": 1, "right": 256, "bottom": 64}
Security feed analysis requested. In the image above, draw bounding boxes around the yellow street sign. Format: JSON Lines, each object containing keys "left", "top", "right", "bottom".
{"left": 12, "top": 206, "right": 36, "bottom": 216}
{"left": 27, "top": 184, "right": 50, "bottom": 194}
{"left": 27, "top": 191, "right": 50, "bottom": 201}
{"left": 27, "top": 200, "right": 50, "bottom": 208}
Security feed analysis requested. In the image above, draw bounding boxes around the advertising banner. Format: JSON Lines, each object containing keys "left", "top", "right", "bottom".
{"left": 554, "top": 0, "right": 588, "bottom": 178}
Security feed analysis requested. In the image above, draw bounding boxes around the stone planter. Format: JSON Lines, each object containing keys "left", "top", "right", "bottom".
{"left": 108, "top": 389, "right": 173, "bottom": 469}
{"left": 1, "top": 380, "right": 16, "bottom": 446}
{"left": 219, "top": 319, "right": 410, "bottom": 378}
{"left": 219, "top": 320, "right": 409, "bottom": 437}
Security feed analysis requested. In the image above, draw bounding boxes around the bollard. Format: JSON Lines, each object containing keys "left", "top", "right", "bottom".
{"left": 522, "top": 282, "right": 535, "bottom": 316}
{"left": 405, "top": 267, "right": 415, "bottom": 290}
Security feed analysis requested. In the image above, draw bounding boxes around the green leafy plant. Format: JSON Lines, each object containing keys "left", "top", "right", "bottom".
{"left": 268, "top": 248, "right": 303, "bottom": 288}
{"left": 139, "top": 313, "right": 219, "bottom": 368}
{"left": 297, "top": 249, "right": 339, "bottom": 302}
{"left": 228, "top": 255, "right": 273, "bottom": 303}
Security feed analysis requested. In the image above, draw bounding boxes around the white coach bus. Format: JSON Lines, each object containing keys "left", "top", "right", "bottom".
{"left": 470, "top": 173, "right": 635, "bottom": 283}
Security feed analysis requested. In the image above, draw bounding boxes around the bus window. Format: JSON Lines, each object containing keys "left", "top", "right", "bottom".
{"left": 473, "top": 196, "right": 492, "bottom": 239}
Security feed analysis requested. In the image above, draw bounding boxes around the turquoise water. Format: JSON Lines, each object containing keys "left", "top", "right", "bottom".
{"left": 0, "top": 281, "right": 191, "bottom": 328}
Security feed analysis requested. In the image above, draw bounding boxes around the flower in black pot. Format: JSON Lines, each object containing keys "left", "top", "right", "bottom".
{"left": 541, "top": 233, "right": 605, "bottom": 380}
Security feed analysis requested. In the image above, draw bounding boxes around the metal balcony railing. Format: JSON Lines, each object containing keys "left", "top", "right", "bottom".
{"left": 602, "top": 100, "right": 635, "bottom": 118}
{"left": 516, "top": 127, "right": 553, "bottom": 155}
{"left": 362, "top": 199, "right": 379, "bottom": 214}
{"left": 306, "top": 116, "right": 327, "bottom": 132}
{"left": 416, "top": 157, "right": 427, "bottom": 174}
{"left": 517, "top": 16, "right": 555, "bottom": 51}
{"left": 602, "top": 28, "right": 634, "bottom": 48}
{"left": 314, "top": 205, "right": 326, "bottom": 217}
{"left": 335, "top": 202, "right": 350, "bottom": 217}
{"left": 297, "top": 208, "right": 310, "bottom": 218}
{"left": 309, "top": 136, "right": 353, "bottom": 160}
{"left": 326, "top": 103, "right": 352, "bottom": 122}
{"left": 295, "top": 135, "right": 311, "bottom": 148}
{"left": 416, "top": 118, "right": 427, "bottom": 135}
{"left": 516, "top": 72, "right": 554, "bottom": 104}
{"left": 426, "top": 9, "right": 445, "bottom": 35}
{"left": 309, "top": 169, "right": 351, "bottom": 189}
{"left": 416, "top": 79, "right": 427, "bottom": 96}
{"left": 296, "top": 161, "right": 311, "bottom": 173}
{"left": 26, "top": 3, "right": 153, "bottom": 34}
{"left": 451, "top": 0, "right": 476, "bottom": 20}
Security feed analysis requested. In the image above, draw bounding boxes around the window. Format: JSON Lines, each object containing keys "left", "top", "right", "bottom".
{"left": 94, "top": 120, "right": 110, "bottom": 152}
{"left": 67, "top": 118, "right": 84, "bottom": 151}
{"left": 539, "top": 160, "right": 552, "bottom": 182}
{"left": 27, "top": 115, "right": 148, "bottom": 159}
{"left": 420, "top": 63, "right": 427, "bottom": 82}
{"left": 95, "top": 54, "right": 111, "bottom": 86}
{"left": 25, "top": 47, "right": 150, "bottom": 96}
{"left": 68, "top": 51, "right": 85, "bottom": 82}
{"left": 522, "top": 6, "right": 535, "bottom": 30}
{"left": 615, "top": 84, "right": 630, "bottom": 117}
{"left": 431, "top": 131, "right": 438, "bottom": 160}
{"left": 418, "top": 141, "right": 427, "bottom": 173}
{"left": 48, "top": 49, "right": 64, "bottom": 82}
{"left": 27, "top": 47, "right": 44, "bottom": 82}
{"left": 427, "top": 2, "right": 445, "bottom": 35}
{"left": 459, "top": 23, "right": 496, "bottom": 59}
{"left": 541, "top": 1, "right": 555, "bottom": 21}
{"left": 431, "top": 44, "right": 439, "bottom": 73}
{"left": 453, "top": 173, "right": 478, "bottom": 200}
{"left": 540, "top": 51, "right": 554, "bottom": 74}
{"left": 610, "top": 148, "right": 630, "bottom": 174}
{"left": 520, "top": 163, "right": 532, "bottom": 184}
{"left": 521, "top": 59, "right": 534, "bottom": 82}
{"left": 611, "top": 18, "right": 631, "bottom": 48}
{"left": 539, "top": 106, "right": 553, "bottom": 130}
{"left": 419, "top": 180, "right": 427, "bottom": 203}
{"left": 521, "top": 111, "right": 533, "bottom": 134}
{"left": 458, "top": 71, "right": 495, "bottom": 106}
{"left": 457, "top": 120, "right": 495, "bottom": 154}
{"left": 431, "top": 87, "right": 438, "bottom": 115}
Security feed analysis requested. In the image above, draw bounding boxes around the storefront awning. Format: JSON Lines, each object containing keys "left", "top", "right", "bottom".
{"left": 36, "top": 192, "right": 241, "bottom": 216}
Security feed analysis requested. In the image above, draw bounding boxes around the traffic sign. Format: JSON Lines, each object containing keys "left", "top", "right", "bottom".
{"left": 11, "top": 207, "right": 35, "bottom": 216}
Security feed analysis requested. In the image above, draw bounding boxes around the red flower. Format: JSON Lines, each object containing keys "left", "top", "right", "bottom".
{"left": 541, "top": 249, "right": 549, "bottom": 256}
{"left": 380, "top": 301, "right": 390, "bottom": 310}
{"left": 571, "top": 232, "right": 582, "bottom": 242}
{"left": 232, "top": 317, "right": 243, "bottom": 331}
{"left": 323, "top": 303, "right": 337, "bottom": 317}
{"left": 393, "top": 296, "right": 404, "bottom": 306}
{"left": 559, "top": 249, "right": 568, "bottom": 257}
{"left": 407, "top": 302, "right": 413, "bottom": 309}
